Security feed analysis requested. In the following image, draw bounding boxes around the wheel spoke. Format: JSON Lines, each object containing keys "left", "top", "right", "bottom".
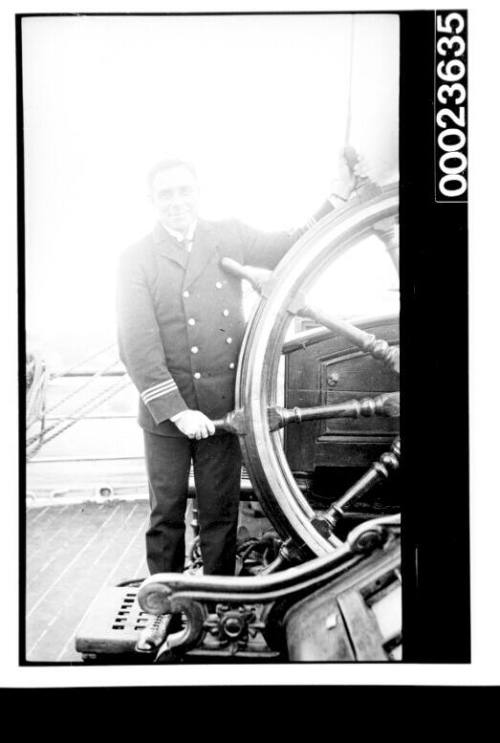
{"left": 213, "top": 393, "right": 399, "bottom": 434}
{"left": 297, "top": 301, "right": 400, "bottom": 374}
{"left": 314, "top": 437, "right": 401, "bottom": 537}
{"left": 268, "top": 394, "right": 399, "bottom": 430}
{"left": 220, "top": 257, "right": 272, "bottom": 293}
{"left": 221, "top": 256, "right": 400, "bottom": 373}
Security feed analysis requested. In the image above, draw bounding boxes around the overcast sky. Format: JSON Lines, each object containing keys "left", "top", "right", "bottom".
{"left": 22, "top": 13, "right": 399, "bottom": 359}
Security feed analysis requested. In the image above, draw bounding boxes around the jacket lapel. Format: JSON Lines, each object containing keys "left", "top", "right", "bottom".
{"left": 183, "top": 220, "right": 218, "bottom": 289}
{"left": 153, "top": 222, "right": 189, "bottom": 270}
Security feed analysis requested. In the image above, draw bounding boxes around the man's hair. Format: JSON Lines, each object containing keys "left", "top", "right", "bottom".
{"left": 147, "top": 158, "right": 197, "bottom": 191}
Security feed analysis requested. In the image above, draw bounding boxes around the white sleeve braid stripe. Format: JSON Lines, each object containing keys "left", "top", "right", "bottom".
{"left": 142, "top": 379, "right": 176, "bottom": 396}
{"left": 142, "top": 383, "right": 177, "bottom": 404}
{"left": 141, "top": 380, "right": 178, "bottom": 403}
{"left": 141, "top": 379, "right": 177, "bottom": 399}
{"left": 141, "top": 384, "right": 173, "bottom": 402}
{"left": 143, "top": 388, "right": 177, "bottom": 404}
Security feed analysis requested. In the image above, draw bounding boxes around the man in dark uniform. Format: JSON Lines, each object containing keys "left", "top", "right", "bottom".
{"left": 117, "top": 156, "right": 356, "bottom": 577}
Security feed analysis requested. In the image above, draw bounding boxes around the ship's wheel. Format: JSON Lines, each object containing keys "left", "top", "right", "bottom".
{"left": 226, "top": 181, "right": 400, "bottom": 563}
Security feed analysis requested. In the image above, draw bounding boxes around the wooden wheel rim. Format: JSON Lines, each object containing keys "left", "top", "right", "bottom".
{"left": 235, "top": 183, "right": 399, "bottom": 557}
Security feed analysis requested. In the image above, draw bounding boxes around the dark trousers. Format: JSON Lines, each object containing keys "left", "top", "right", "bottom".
{"left": 143, "top": 430, "right": 242, "bottom": 576}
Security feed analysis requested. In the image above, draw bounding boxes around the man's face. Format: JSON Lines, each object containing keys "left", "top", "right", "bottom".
{"left": 150, "top": 166, "right": 200, "bottom": 234}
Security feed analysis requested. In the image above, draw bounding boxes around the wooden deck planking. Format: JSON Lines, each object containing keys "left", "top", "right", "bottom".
{"left": 27, "top": 502, "right": 113, "bottom": 607}
{"left": 26, "top": 506, "right": 51, "bottom": 527}
{"left": 26, "top": 503, "right": 126, "bottom": 658}
{"left": 27, "top": 503, "right": 89, "bottom": 572}
{"left": 26, "top": 499, "right": 150, "bottom": 662}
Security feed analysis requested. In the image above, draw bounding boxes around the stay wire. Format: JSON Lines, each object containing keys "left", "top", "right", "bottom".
{"left": 344, "top": 14, "right": 356, "bottom": 150}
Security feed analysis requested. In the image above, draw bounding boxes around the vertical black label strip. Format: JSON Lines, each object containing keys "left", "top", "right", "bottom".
{"left": 400, "top": 10, "right": 470, "bottom": 662}
{"left": 435, "top": 11, "right": 468, "bottom": 202}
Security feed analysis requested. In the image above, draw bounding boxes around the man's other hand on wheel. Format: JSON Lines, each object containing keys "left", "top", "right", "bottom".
{"left": 170, "top": 410, "right": 216, "bottom": 439}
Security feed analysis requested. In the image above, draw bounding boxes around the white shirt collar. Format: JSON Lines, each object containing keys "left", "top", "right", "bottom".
{"left": 162, "top": 220, "right": 197, "bottom": 246}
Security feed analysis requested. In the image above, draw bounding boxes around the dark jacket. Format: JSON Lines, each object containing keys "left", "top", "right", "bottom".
{"left": 117, "top": 218, "right": 305, "bottom": 436}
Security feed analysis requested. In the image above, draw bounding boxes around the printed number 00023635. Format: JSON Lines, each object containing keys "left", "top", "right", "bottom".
{"left": 435, "top": 11, "right": 467, "bottom": 201}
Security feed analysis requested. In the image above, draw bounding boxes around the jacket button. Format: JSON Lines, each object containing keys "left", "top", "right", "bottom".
{"left": 183, "top": 290, "right": 190, "bottom": 298}
{"left": 222, "top": 309, "right": 229, "bottom": 317}
{"left": 215, "top": 281, "right": 223, "bottom": 289}
{"left": 188, "top": 318, "right": 196, "bottom": 326}
{"left": 190, "top": 346, "right": 199, "bottom": 354}
{"left": 229, "top": 362, "right": 235, "bottom": 369}
{"left": 226, "top": 337, "right": 232, "bottom": 344}
{"left": 193, "top": 372, "right": 201, "bottom": 379}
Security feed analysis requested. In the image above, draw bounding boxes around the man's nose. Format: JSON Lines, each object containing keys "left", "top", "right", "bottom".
{"left": 170, "top": 190, "right": 187, "bottom": 205}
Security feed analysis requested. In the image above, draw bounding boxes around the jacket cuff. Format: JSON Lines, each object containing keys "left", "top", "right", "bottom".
{"left": 141, "top": 383, "right": 189, "bottom": 425}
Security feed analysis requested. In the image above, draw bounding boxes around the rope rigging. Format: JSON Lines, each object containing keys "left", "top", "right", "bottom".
{"left": 341, "top": 16, "right": 389, "bottom": 203}
{"left": 26, "top": 342, "right": 133, "bottom": 458}
{"left": 49, "top": 342, "right": 117, "bottom": 379}
{"left": 341, "top": 15, "right": 370, "bottom": 194}
{"left": 344, "top": 13, "right": 356, "bottom": 150}
{"left": 44, "top": 357, "right": 122, "bottom": 416}
{"left": 26, "top": 371, "right": 131, "bottom": 458}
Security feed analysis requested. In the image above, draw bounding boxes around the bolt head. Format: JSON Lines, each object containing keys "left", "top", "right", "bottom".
{"left": 327, "top": 372, "right": 339, "bottom": 387}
